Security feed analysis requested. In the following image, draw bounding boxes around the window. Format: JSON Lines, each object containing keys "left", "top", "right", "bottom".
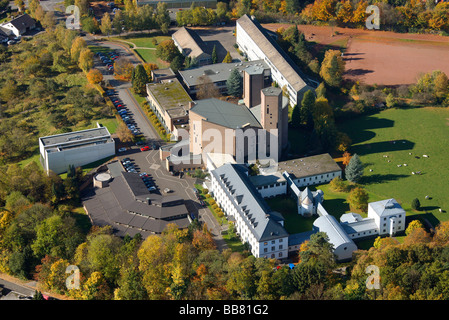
{"left": 279, "top": 245, "right": 283, "bottom": 250}
{"left": 264, "top": 248, "right": 267, "bottom": 253}
{"left": 271, "top": 246, "right": 275, "bottom": 251}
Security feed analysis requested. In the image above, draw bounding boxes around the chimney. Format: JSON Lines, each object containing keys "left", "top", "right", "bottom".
{"left": 188, "top": 101, "right": 195, "bottom": 109}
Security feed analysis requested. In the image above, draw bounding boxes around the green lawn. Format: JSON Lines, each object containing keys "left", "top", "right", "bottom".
{"left": 134, "top": 48, "right": 170, "bottom": 68}
{"left": 118, "top": 36, "right": 171, "bottom": 49}
{"left": 339, "top": 107, "right": 449, "bottom": 228}
{"left": 109, "top": 35, "right": 172, "bottom": 68}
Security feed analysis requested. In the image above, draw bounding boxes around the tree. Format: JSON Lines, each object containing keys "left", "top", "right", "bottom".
{"left": 155, "top": 2, "right": 170, "bottom": 34}
{"left": 114, "top": 58, "right": 134, "bottom": 82}
{"left": 100, "top": 12, "right": 113, "bottom": 36}
{"left": 112, "top": 9, "right": 124, "bottom": 34}
{"left": 116, "top": 121, "right": 135, "bottom": 143}
{"left": 131, "top": 64, "right": 149, "bottom": 96}
{"left": 329, "top": 176, "right": 348, "bottom": 192}
{"left": 81, "top": 16, "right": 100, "bottom": 34}
{"left": 226, "top": 68, "right": 243, "bottom": 97}
{"left": 42, "top": 11, "right": 56, "bottom": 30}
{"left": 211, "top": 45, "right": 218, "bottom": 64}
{"left": 14, "top": 0, "right": 25, "bottom": 13}
{"left": 28, "top": 0, "right": 41, "bottom": 19}
{"left": 406, "top": 220, "right": 424, "bottom": 236}
{"left": 86, "top": 68, "right": 103, "bottom": 84}
{"left": 156, "top": 40, "right": 180, "bottom": 62}
{"left": 170, "top": 54, "right": 184, "bottom": 73}
{"left": 78, "top": 48, "right": 94, "bottom": 72}
{"left": 222, "top": 51, "right": 232, "bottom": 63}
{"left": 196, "top": 75, "right": 220, "bottom": 100}
{"left": 411, "top": 198, "right": 421, "bottom": 211}
{"left": 291, "top": 104, "right": 301, "bottom": 129}
{"left": 347, "top": 187, "right": 369, "bottom": 212}
{"left": 114, "top": 267, "right": 148, "bottom": 300}
{"left": 70, "top": 37, "right": 87, "bottom": 62}
{"left": 300, "top": 90, "right": 315, "bottom": 129}
{"left": 345, "top": 153, "right": 363, "bottom": 183}
{"left": 320, "top": 50, "right": 345, "bottom": 88}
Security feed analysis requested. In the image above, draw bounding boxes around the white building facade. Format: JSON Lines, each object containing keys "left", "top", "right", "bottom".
{"left": 236, "top": 14, "right": 316, "bottom": 107}
{"left": 210, "top": 163, "right": 289, "bottom": 259}
{"left": 39, "top": 126, "right": 115, "bottom": 175}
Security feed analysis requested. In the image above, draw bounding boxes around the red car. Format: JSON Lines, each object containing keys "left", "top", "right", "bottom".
{"left": 140, "top": 146, "right": 150, "bottom": 151}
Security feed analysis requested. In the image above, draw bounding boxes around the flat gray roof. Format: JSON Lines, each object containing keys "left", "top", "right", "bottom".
{"left": 179, "top": 60, "right": 269, "bottom": 87}
{"left": 249, "top": 172, "right": 286, "bottom": 187}
{"left": 190, "top": 98, "right": 262, "bottom": 129}
{"left": 146, "top": 79, "right": 192, "bottom": 119}
{"left": 277, "top": 153, "right": 342, "bottom": 179}
{"left": 40, "top": 127, "right": 112, "bottom": 147}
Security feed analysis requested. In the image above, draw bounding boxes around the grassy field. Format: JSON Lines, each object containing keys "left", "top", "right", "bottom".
{"left": 117, "top": 36, "right": 171, "bottom": 49}
{"left": 109, "top": 35, "right": 172, "bottom": 68}
{"left": 339, "top": 107, "right": 449, "bottom": 228}
{"left": 134, "top": 49, "right": 170, "bottom": 68}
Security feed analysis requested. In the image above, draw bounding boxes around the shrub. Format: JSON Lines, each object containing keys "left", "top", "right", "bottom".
{"left": 329, "top": 176, "right": 349, "bottom": 192}
{"left": 411, "top": 198, "right": 421, "bottom": 211}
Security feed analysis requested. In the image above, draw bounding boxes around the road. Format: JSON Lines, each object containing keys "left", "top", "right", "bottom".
{"left": 89, "top": 39, "right": 160, "bottom": 143}
{"left": 0, "top": 277, "right": 35, "bottom": 299}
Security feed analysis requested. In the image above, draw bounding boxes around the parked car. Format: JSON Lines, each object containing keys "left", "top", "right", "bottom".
{"left": 140, "top": 146, "right": 150, "bottom": 151}
{"left": 118, "top": 147, "right": 127, "bottom": 152}
{"left": 148, "top": 186, "right": 156, "bottom": 192}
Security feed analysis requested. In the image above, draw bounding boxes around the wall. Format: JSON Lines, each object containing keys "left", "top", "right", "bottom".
{"left": 45, "top": 141, "right": 115, "bottom": 174}
{"left": 293, "top": 171, "right": 342, "bottom": 188}
{"left": 255, "top": 182, "right": 287, "bottom": 198}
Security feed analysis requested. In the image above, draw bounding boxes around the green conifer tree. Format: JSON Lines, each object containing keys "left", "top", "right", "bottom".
{"left": 345, "top": 153, "right": 364, "bottom": 183}
{"left": 226, "top": 68, "right": 243, "bottom": 97}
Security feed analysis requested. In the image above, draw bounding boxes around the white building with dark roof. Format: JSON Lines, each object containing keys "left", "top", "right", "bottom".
{"left": 236, "top": 14, "right": 317, "bottom": 107}
{"left": 0, "top": 14, "right": 36, "bottom": 37}
{"left": 210, "top": 163, "right": 289, "bottom": 259}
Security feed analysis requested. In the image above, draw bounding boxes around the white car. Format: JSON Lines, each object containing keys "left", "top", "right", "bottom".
{"left": 118, "top": 147, "right": 127, "bottom": 152}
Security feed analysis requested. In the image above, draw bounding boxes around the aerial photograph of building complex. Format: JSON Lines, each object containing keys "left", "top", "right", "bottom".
{"left": 0, "top": 0, "right": 448, "bottom": 311}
